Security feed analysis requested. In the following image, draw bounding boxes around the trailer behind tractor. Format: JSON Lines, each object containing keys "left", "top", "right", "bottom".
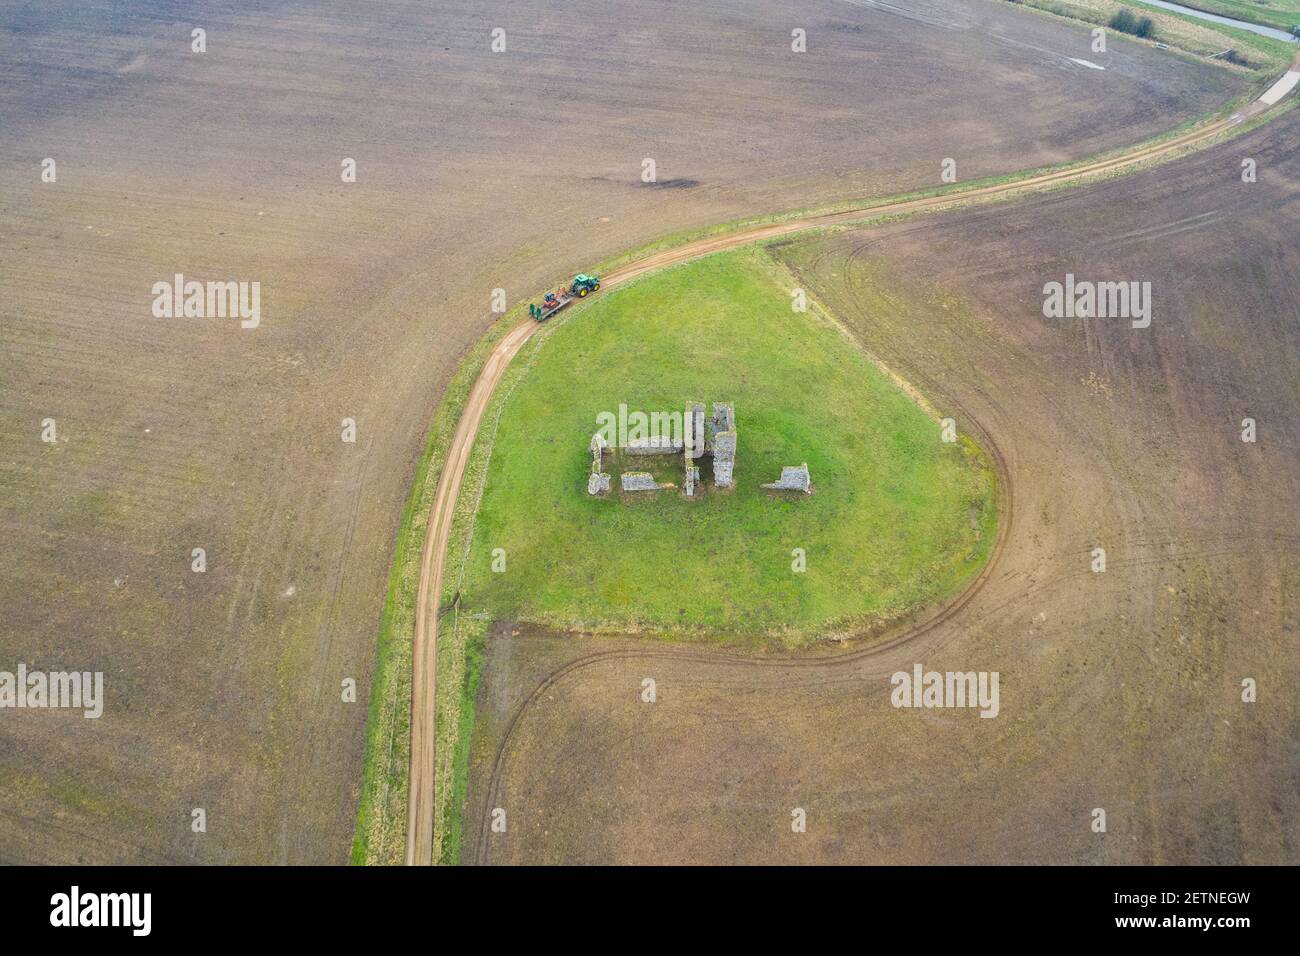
{"left": 528, "top": 274, "right": 601, "bottom": 321}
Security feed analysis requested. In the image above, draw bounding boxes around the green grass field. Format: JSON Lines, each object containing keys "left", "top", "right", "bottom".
{"left": 454, "top": 247, "right": 997, "bottom": 646}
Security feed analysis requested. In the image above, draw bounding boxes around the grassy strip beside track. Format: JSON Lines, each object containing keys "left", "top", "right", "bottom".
{"left": 1138, "top": 0, "right": 1300, "bottom": 34}
{"left": 349, "top": 308, "right": 525, "bottom": 865}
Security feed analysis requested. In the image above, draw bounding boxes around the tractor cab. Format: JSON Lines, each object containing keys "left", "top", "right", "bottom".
{"left": 570, "top": 274, "right": 601, "bottom": 296}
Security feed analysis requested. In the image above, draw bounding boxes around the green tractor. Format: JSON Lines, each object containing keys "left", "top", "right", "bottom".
{"left": 529, "top": 274, "right": 602, "bottom": 321}
{"left": 570, "top": 274, "right": 601, "bottom": 296}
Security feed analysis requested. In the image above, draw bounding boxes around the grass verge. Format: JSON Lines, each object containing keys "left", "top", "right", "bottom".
{"left": 1137, "top": 0, "right": 1300, "bottom": 34}
{"left": 348, "top": 306, "right": 525, "bottom": 865}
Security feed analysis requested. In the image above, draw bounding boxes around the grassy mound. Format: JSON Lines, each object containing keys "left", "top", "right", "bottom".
{"left": 456, "top": 247, "right": 996, "bottom": 645}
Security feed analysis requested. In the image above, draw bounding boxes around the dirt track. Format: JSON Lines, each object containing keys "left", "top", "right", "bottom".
{"left": 406, "top": 60, "right": 1299, "bottom": 864}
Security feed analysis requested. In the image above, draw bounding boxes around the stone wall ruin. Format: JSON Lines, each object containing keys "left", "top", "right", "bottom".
{"left": 761, "top": 462, "right": 812, "bottom": 494}
{"left": 585, "top": 400, "right": 807, "bottom": 500}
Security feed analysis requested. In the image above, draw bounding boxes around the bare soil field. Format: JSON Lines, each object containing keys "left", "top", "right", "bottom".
{"left": 465, "top": 109, "right": 1300, "bottom": 864}
{"left": 0, "top": 0, "right": 1255, "bottom": 863}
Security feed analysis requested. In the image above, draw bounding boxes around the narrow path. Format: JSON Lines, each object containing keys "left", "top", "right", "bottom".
{"left": 404, "top": 61, "right": 1298, "bottom": 865}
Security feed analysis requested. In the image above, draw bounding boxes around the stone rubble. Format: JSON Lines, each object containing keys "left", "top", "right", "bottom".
{"left": 621, "top": 471, "right": 670, "bottom": 492}
{"left": 762, "top": 463, "right": 812, "bottom": 493}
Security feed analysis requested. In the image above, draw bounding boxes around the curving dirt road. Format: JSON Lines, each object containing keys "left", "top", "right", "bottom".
{"left": 405, "top": 65, "right": 1299, "bottom": 865}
